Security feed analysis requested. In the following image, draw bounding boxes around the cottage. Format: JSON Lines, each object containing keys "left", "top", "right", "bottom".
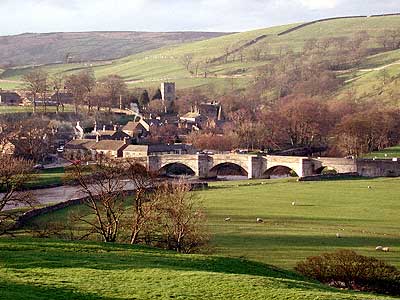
{"left": 0, "top": 91, "right": 22, "bottom": 106}
{"left": 64, "top": 139, "right": 97, "bottom": 160}
{"left": 122, "top": 120, "right": 149, "bottom": 138}
{"left": 90, "top": 139, "right": 129, "bottom": 159}
{"left": 123, "top": 144, "right": 195, "bottom": 158}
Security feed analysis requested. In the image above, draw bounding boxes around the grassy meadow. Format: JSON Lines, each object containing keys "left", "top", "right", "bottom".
{"left": 25, "top": 177, "right": 400, "bottom": 270}
{"left": 0, "top": 238, "right": 397, "bottom": 300}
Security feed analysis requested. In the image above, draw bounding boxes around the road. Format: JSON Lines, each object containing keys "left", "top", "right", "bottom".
{"left": 3, "top": 181, "right": 138, "bottom": 211}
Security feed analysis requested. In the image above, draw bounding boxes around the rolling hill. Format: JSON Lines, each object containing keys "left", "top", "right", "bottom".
{"left": 1, "top": 14, "right": 400, "bottom": 102}
{"left": 0, "top": 31, "right": 231, "bottom": 67}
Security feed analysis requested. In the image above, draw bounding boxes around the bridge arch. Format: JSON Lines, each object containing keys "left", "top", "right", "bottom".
{"left": 263, "top": 165, "right": 298, "bottom": 178}
{"left": 314, "top": 166, "right": 338, "bottom": 175}
{"left": 159, "top": 162, "right": 196, "bottom": 176}
{"left": 209, "top": 162, "right": 248, "bottom": 178}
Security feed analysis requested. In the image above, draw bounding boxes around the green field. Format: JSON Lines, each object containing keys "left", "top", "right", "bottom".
{"left": 0, "top": 238, "right": 395, "bottom": 300}
{"left": 26, "top": 178, "right": 400, "bottom": 270}
{"left": 3, "top": 15, "right": 400, "bottom": 96}
{"left": 365, "top": 145, "right": 400, "bottom": 159}
{"left": 0, "top": 105, "right": 74, "bottom": 114}
{"left": 2, "top": 177, "right": 400, "bottom": 299}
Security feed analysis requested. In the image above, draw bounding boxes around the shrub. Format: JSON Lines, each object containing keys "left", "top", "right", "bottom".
{"left": 295, "top": 250, "right": 400, "bottom": 296}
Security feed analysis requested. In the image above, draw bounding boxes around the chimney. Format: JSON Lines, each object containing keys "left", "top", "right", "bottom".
{"left": 103, "top": 125, "right": 106, "bottom": 132}
{"left": 94, "top": 121, "right": 97, "bottom": 132}
{"left": 114, "top": 125, "right": 118, "bottom": 131}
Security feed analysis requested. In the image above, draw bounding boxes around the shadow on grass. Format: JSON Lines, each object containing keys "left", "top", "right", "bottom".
{"left": 0, "top": 238, "right": 389, "bottom": 298}
{"left": 0, "top": 278, "right": 118, "bottom": 300}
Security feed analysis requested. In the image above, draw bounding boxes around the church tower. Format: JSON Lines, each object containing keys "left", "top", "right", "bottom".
{"left": 161, "top": 82, "right": 176, "bottom": 102}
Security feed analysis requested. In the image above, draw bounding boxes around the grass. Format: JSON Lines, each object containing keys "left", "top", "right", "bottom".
{"left": 0, "top": 105, "right": 74, "bottom": 114}
{"left": 0, "top": 238, "right": 395, "bottom": 300}
{"left": 27, "top": 177, "right": 400, "bottom": 271}
{"left": 27, "top": 167, "right": 66, "bottom": 188}
{"left": 364, "top": 145, "right": 400, "bottom": 159}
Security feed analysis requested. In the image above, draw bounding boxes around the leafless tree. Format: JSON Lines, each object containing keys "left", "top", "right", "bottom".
{"left": 68, "top": 159, "right": 129, "bottom": 242}
{"left": 65, "top": 69, "right": 96, "bottom": 113}
{"left": 180, "top": 53, "right": 193, "bottom": 72}
{"left": 0, "top": 156, "right": 35, "bottom": 235}
{"left": 22, "top": 69, "right": 48, "bottom": 114}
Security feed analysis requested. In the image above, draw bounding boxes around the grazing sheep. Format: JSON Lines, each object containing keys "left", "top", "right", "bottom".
{"left": 382, "top": 247, "right": 390, "bottom": 252}
{"left": 336, "top": 233, "right": 341, "bottom": 238}
{"left": 368, "top": 186, "right": 372, "bottom": 189}
{"left": 224, "top": 217, "right": 231, "bottom": 222}
{"left": 292, "top": 201, "right": 296, "bottom": 206}
{"left": 256, "top": 218, "right": 264, "bottom": 223}
{"left": 375, "top": 246, "right": 383, "bottom": 251}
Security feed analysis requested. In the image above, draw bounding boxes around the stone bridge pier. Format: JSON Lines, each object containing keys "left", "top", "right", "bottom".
{"left": 128, "top": 154, "right": 400, "bottom": 179}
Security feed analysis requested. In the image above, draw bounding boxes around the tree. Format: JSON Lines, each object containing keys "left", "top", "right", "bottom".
{"left": 65, "top": 69, "right": 96, "bottom": 113}
{"left": 99, "top": 75, "right": 127, "bottom": 112}
{"left": 180, "top": 53, "right": 193, "bottom": 71}
{"left": 151, "top": 89, "right": 162, "bottom": 100}
{"left": 50, "top": 74, "right": 64, "bottom": 113}
{"left": 139, "top": 90, "right": 150, "bottom": 108}
{"left": 68, "top": 159, "right": 129, "bottom": 243}
{"left": 153, "top": 182, "right": 209, "bottom": 253}
{"left": 124, "top": 161, "right": 156, "bottom": 245}
{"left": 22, "top": 69, "right": 48, "bottom": 114}
{"left": 0, "top": 156, "right": 35, "bottom": 234}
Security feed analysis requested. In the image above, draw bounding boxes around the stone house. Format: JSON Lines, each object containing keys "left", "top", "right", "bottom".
{"left": 0, "top": 91, "right": 22, "bottom": 106}
{"left": 123, "top": 144, "right": 195, "bottom": 158}
{"left": 64, "top": 139, "right": 97, "bottom": 160}
{"left": 90, "top": 140, "right": 129, "bottom": 159}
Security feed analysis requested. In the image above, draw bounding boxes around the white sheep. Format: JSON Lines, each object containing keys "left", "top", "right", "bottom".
{"left": 256, "top": 218, "right": 264, "bottom": 223}
{"left": 224, "top": 217, "right": 231, "bottom": 222}
{"left": 336, "top": 233, "right": 341, "bottom": 238}
{"left": 375, "top": 246, "right": 383, "bottom": 251}
{"left": 292, "top": 201, "right": 296, "bottom": 206}
{"left": 382, "top": 247, "right": 390, "bottom": 252}
{"left": 368, "top": 186, "right": 372, "bottom": 189}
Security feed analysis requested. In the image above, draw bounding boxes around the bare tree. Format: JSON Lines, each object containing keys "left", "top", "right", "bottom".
{"left": 50, "top": 74, "right": 64, "bottom": 113}
{"left": 68, "top": 159, "right": 129, "bottom": 242}
{"left": 180, "top": 53, "right": 193, "bottom": 72}
{"left": 65, "top": 69, "right": 96, "bottom": 113}
{"left": 99, "top": 75, "right": 127, "bottom": 112}
{"left": 154, "top": 181, "right": 209, "bottom": 253}
{"left": 22, "top": 69, "right": 48, "bottom": 114}
{"left": 0, "top": 156, "right": 35, "bottom": 234}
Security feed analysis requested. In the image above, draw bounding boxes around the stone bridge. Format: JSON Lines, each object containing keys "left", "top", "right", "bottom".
{"left": 128, "top": 154, "right": 400, "bottom": 179}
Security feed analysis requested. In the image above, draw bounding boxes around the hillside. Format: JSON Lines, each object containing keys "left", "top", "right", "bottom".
{"left": 0, "top": 31, "right": 231, "bottom": 67}
{"left": 1, "top": 14, "right": 400, "bottom": 98}
{"left": 0, "top": 238, "right": 393, "bottom": 300}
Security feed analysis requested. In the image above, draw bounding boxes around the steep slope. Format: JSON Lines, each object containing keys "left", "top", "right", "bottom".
{"left": 0, "top": 31, "right": 231, "bottom": 67}
{"left": 0, "top": 238, "right": 392, "bottom": 300}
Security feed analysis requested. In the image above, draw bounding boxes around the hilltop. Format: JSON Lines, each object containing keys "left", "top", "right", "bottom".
{"left": 0, "top": 31, "right": 231, "bottom": 67}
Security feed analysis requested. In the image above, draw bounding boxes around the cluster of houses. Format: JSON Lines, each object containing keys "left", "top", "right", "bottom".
{"left": 64, "top": 82, "right": 225, "bottom": 161}
{"left": 0, "top": 88, "right": 74, "bottom": 107}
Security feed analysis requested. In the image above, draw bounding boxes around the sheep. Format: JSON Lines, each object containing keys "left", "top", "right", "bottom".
{"left": 382, "top": 247, "right": 390, "bottom": 252}
{"left": 375, "top": 246, "right": 383, "bottom": 251}
{"left": 256, "top": 218, "right": 264, "bottom": 223}
{"left": 368, "top": 186, "right": 372, "bottom": 189}
{"left": 224, "top": 217, "right": 231, "bottom": 222}
{"left": 292, "top": 201, "right": 296, "bottom": 206}
{"left": 336, "top": 233, "right": 341, "bottom": 238}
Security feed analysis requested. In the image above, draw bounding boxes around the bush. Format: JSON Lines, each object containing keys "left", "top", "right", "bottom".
{"left": 295, "top": 250, "right": 400, "bottom": 296}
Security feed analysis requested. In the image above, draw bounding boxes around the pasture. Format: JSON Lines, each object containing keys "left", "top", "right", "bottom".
{"left": 0, "top": 238, "right": 395, "bottom": 300}
{"left": 25, "top": 177, "right": 400, "bottom": 270}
